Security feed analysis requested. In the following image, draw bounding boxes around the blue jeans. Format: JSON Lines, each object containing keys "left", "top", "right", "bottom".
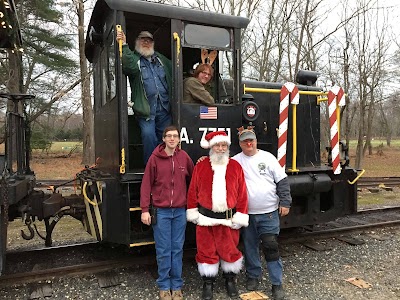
{"left": 241, "top": 210, "right": 283, "bottom": 285}
{"left": 153, "top": 208, "right": 187, "bottom": 290}
{"left": 137, "top": 102, "right": 171, "bottom": 164}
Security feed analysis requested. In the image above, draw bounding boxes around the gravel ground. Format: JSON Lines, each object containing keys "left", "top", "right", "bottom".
{"left": 1, "top": 226, "right": 399, "bottom": 300}
{"left": 2, "top": 189, "right": 400, "bottom": 300}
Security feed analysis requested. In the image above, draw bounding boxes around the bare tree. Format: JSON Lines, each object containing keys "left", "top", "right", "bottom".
{"left": 73, "top": 0, "right": 94, "bottom": 164}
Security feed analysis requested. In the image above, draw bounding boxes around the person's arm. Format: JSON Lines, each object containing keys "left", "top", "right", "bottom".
{"left": 276, "top": 177, "right": 291, "bottom": 216}
{"left": 185, "top": 78, "right": 215, "bottom": 105}
{"left": 140, "top": 158, "right": 155, "bottom": 225}
{"left": 231, "top": 162, "right": 249, "bottom": 228}
{"left": 186, "top": 165, "right": 200, "bottom": 224}
{"left": 116, "top": 30, "right": 140, "bottom": 76}
{"left": 121, "top": 45, "right": 140, "bottom": 77}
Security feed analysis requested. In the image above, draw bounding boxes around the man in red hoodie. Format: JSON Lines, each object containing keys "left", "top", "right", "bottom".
{"left": 140, "top": 125, "right": 194, "bottom": 300}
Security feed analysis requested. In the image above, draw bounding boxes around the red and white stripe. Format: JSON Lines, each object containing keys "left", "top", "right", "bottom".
{"left": 328, "top": 85, "right": 345, "bottom": 175}
{"left": 277, "top": 82, "right": 299, "bottom": 168}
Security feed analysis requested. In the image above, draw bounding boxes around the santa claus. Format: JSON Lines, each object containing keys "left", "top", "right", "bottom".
{"left": 187, "top": 131, "right": 249, "bottom": 300}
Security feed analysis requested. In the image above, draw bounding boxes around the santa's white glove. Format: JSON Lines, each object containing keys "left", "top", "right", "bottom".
{"left": 231, "top": 223, "right": 242, "bottom": 230}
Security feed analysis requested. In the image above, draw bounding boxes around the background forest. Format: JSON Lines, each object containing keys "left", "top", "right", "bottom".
{"left": 1, "top": 0, "right": 400, "bottom": 170}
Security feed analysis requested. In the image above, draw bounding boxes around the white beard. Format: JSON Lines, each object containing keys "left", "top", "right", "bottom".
{"left": 209, "top": 149, "right": 229, "bottom": 166}
{"left": 135, "top": 41, "right": 155, "bottom": 58}
{"left": 209, "top": 149, "right": 229, "bottom": 212}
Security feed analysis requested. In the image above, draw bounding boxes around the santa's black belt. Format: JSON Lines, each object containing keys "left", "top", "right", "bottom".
{"left": 198, "top": 205, "right": 236, "bottom": 219}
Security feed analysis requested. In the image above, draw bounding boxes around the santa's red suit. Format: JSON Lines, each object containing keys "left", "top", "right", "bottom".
{"left": 187, "top": 132, "right": 248, "bottom": 277}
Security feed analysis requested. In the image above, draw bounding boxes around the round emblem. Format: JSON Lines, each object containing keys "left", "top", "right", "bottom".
{"left": 247, "top": 105, "right": 256, "bottom": 117}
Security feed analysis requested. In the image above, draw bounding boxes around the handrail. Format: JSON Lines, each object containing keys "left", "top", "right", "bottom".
{"left": 173, "top": 32, "right": 180, "bottom": 63}
{"left": 82, "top": 181, "right": 98, "bottom": 206}
{"left": 348, "top": 169, "right": 366, "bottom": 185}
{"left": 244, "top": 86, "right": 329, "bottom": 97}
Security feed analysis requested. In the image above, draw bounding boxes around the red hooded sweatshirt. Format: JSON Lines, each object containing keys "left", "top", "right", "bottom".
{"left": 140, "top": 143, "right": 194, "bottom": 212}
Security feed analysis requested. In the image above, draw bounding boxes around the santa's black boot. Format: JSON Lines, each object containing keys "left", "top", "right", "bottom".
{"left": 202, "top": 276, "right": 215, "bottom": 300}
{"left": 223, "top": 272, "right": 239, "bottom": 297}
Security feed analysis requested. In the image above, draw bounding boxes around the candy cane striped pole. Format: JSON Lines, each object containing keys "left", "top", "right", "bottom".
{"left": 336, "top": 86, "right": 345, "bottom": 139}
{"left": 278, "top": 82, "right": 299, "bottom": 169}
{"left": 328, "top": 86, "right": 345, "bottom": 175}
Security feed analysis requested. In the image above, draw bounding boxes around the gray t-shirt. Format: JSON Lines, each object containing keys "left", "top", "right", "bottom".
{"left": 232, "top": 150, "right": 287, "bottom": 214}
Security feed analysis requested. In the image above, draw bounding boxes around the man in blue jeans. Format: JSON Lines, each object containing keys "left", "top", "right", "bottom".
{"left": 140, "top": 125, "right": 194, "bottom": 300}
{"left": 117, "top": 30, "right": 172, "bottom": 164}
{"left": 232, "top": 127, "right": 292, "bottom": 300}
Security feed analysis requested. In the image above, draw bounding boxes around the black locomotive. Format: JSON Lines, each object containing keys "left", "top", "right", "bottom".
{"left": 0, "top": 0, "right": 359, "bottom": 275}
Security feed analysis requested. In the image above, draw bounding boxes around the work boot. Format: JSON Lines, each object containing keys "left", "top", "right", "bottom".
{"left": 171, "top": 290, "right": 183, "bottom": 300}
{"left": 202, "top": 276, "right": 215, "bottom": 300}
{"left": 246, "top": 277, "right": 259, "bottom": 291}
{"left": 223, "top": 272, "right": 239, "bottom": 297}
{"left": 272, "top": 285, "right": 285, "bottom": 300}
{"left": 159, "top": 290, "right": 172, "bottom": 300}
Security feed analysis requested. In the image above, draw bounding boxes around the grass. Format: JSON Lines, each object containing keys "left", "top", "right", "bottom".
{"left": 357, "top": 189, "right": 400, "bottom": 208}
{"left": 347, "top": 141, "right": 400, "bottom": 177}
{"left": 348, "top": 139, "right": 400, "bottom": 148}
{"left": 50, "top": 141, "right": 83, "bottom": 152}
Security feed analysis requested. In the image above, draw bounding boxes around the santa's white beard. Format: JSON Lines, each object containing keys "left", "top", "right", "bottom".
{"left": 135, "top": 41, "right": 155, "bottom": 58}
{"left": 209, "top": 149, "right": 229, "bottom": 165}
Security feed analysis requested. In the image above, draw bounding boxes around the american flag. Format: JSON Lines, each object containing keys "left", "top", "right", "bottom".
{"left": 199, "top": 106, "right": 217, "bottom": 119}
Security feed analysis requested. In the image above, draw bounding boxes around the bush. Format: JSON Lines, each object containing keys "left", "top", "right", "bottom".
{"left": 30, "top": 129, "right": 53, "bottom": 153}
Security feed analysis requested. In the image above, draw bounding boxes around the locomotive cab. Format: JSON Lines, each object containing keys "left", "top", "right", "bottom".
{"left": 84, "top": 0, "right": 249, "bottom": 246}
{"left": 85, "top": 0, "right": 249, "bottom": 174}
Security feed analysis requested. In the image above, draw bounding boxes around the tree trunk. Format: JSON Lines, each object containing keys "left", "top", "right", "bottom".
{"left": 77, "top": 0, "right": 94, "bottom": 165}
{"left": 363, "top": 100, "right": 374, "bottom": 156}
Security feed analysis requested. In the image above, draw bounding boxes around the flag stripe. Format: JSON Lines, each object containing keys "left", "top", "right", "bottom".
{"left": 200, "top": 106, "right": 217, "bottom": 119}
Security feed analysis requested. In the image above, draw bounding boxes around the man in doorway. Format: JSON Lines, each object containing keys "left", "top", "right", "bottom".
{"left": 117, "top": 30, "right": 172, "bottom": 164}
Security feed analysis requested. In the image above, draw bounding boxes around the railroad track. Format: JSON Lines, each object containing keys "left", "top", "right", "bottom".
{"left": 2, "top": 206, "right": 400, "bottom": 287}
{"left": 280, "top": 206, "right": 400, "bottom": 244}
{"left": 357, "top": 176, "right": 400, "bottom": 188}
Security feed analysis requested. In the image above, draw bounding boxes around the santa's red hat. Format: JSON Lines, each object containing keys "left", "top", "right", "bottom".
{"left": 200, "top": 131, "right": 231, "bottom": 149}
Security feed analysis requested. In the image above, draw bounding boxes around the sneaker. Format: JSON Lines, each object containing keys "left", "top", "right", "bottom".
{"left": 272, "top": 285, "right": 285, "bottom": 300}
{"left": 159, "top": 290, "right": 172, "bottom": 300}
{"left": 171, "top": 290, "right": 183, "bottom": 300}
{"left": 246, "top": 277, "right": 259, "bottom": 291}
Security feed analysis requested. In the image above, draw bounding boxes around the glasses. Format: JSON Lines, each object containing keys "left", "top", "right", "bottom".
{"left": 140, "top": 38, "right": 153, "bottom": 44}
{"left": 165, "top": 134, "right": 179, "bottom": 139}
{"left": 200, "top": 71, "right": 211, "bottom": 77}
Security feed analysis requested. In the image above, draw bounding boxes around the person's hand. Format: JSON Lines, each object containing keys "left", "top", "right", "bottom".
{"left": 231, "top": 223, "right": 242, "bottom": 230}
{"left": 279, "top": 206, "right": 290, "bottom": 217}
{"left": 196, "top": 156, "right": 207, "bottom": 164}
{"left": 141, "top": 212, "right": 151, "bottom": 225}
{"left": 116, "top": 30, "right": 126, "bottom": 43}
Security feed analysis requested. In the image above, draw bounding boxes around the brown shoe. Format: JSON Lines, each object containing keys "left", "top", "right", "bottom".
{"left": 172, "top": 290, "right": 183, "bottom": 300}
{"left": 160, "top": 290, "right": 172, "bottom": 300}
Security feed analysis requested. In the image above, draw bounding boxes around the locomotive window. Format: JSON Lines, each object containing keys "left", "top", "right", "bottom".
{"left": 182, "top": 46, "right": 234, "bottom": 105}
{"left": 184, "top": 24, "right": 231, "bottom": 49}
{"left": 101, "top": 29, "right": 116, "bottom": 105}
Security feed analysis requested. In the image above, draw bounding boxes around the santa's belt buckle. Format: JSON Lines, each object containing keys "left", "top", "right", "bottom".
{"left": 226, "top": 209, "right": 233, "bottom": 219}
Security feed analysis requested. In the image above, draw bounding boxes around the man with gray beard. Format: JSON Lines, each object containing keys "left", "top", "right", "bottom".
{"left": 117, "top": 30, "right": 172, "bottom": 164}
{"left": 187, "top": 131, "right": 249, "bottom": 300}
